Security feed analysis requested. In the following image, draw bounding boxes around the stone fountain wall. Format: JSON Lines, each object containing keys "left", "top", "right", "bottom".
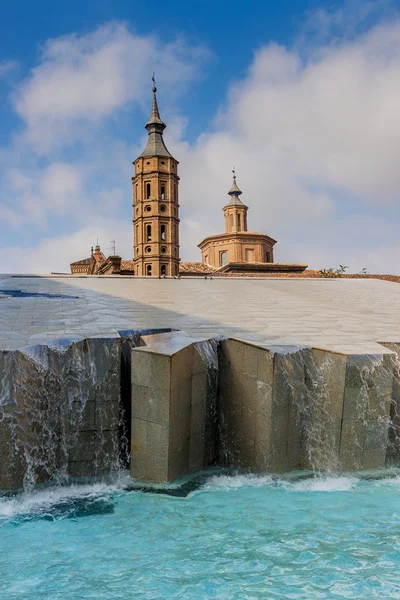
{"left": 130, "top": 332, "right": 218, "bottom": 483}
{"left": 0, "top": 338, "right": 121, "bottom": 491}
{"left": 131, "top": 335, "right": 400, "bottom": 483}
{"left": 218, "top": 340, "right": 398, "bottom": 475}
{"left": 1, "top": 330, "right": 400, "bottom": 490}
{"left": 218, "top": 341, "right": 306, "bottom": 472}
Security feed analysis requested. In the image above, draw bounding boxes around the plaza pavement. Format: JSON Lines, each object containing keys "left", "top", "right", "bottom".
{"left": 0, "top": 275, "right": 399, "bottom": 354}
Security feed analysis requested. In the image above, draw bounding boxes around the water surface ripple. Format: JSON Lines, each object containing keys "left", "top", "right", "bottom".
{"left": 1, "top": 473, "right": 400, "bottom": 599}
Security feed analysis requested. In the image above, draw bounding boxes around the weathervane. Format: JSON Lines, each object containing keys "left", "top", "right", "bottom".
{"left": 152, "top": 72, "right": 156, "bottom": 92}
{"left": 232, "top": 166, "right": 236, "bottom": 179}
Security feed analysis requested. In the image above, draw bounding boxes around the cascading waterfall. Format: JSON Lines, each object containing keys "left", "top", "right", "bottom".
{"left": 1, "top": 330, "right": 400, "bottom": 493}
{"left": 301, "top": 350, "right": 344, "bottom": 473}
{"left": 342, "top": 355, "right": 393, "bottom": 470}
{"left": 0, "top": 337, "right": 122, "bottom": 492}
{"left": 384, "top": 346, "right": 400, "bottom": 465}
{"left": 194, "top": 338, "right": 219, "bottom": 466}
{"left": 300, "top": 351, "right": 397, "bottom": 473}
{"left": 215, "top": 341, "right": 400, "bottom": 476}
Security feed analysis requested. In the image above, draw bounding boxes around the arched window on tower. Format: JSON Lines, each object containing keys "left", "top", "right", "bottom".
{"left": 146, "top": 264, "right": 152, "bottom": 276}
{"left": 237, "top": 214, "right": 241, "bottom": 232}
{"left": 161, "top": 224, "right": 166, "bottom": 241}
{"left": 220, "top": 251, "right": 228, "bottom": 267}
{"left": 161, "top": 265, "right": 167, "bottom": 276}
{"left": 146, "top": 182, "right": 151, "bottom": 199}
{"left": 174, "top": 184, "right": 177, "bottom": 200}
{"left": 146, "top": 224, "right": 152, "bottom": 242}
{"left": 230, "top": 214, "right": 234, "bottom": 231}
{"left": 135, "top": 184, "right": 138, "bottom": 201}
{"left": 161, "top": 184, "right": 166, "bottom": 200}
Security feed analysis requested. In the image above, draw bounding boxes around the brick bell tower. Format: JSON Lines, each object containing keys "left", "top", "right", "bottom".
{"left": 132, "top": 77, "right": 180, "bottom": 277}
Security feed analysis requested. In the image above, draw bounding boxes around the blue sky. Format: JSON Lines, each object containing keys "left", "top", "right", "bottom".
{"left": 1, "top": 1, "right": 324, "bottom": 139}
{"left": 0, "top": 0, "right": 400, "bottom": 273}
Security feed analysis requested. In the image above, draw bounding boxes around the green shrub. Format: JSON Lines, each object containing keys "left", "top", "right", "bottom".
{"left": 319, "top": 265, "right": 348, "bottom": 278}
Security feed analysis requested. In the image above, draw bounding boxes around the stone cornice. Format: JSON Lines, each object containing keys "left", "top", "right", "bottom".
{"left": 198, "top": 231, "right": 277, "bottom": 249}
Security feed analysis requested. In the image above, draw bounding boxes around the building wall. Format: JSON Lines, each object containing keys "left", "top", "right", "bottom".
{"left": 201, "top": 235, "right": 275, "bottom": 268}
{"left": 71, "top": 264, "right": 90, "bottom": 275}
{"left": 224, "top": 205, "right": 248, "bottom": 233}
{"left": 132, "top": 156, "right": 180, "bottom": 277}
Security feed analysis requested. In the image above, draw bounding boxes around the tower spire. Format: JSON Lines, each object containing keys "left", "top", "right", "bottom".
{"left": 133, "top": 74, "right": 180, "bottom": 278}
{"left": 140, "top": 75, "right": 172, "bottom": 157}
{"left": 227, "top": 167, "right": 244, "bottom": 205}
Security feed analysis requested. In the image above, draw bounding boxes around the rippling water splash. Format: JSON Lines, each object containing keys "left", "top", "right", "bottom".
{"left": 0, "top": 478, "right": 127, "bottom": 522}
{"left": 1, "top": 472, "right": 400, "bottom": 599}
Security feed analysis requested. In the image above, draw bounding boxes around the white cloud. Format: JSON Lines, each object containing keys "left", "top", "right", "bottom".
{"left": 39, "top": 162, "right": 83, "bottom": 213}
{"left": 13, "top": 22, "right": 208, "bottom": 153}
{"left": 223, "top": 29, "right": 400, "bottom": 204}
{"left": 1, "top": 15, "right": 400, "bottom": 275}
{"left": 0, "top": 218, "right": 133, "bottom": 274}
{"left": 168, "top": 17, "right": 400, "bottom": 273}
{"left": 1, "top": 162, "right": 86, "bottom": 227}
{"left": 0, "top": 21, "right": 208, "bottom": 238}
{"left": 298, "top": 0, "right": 396, "bottom": 50}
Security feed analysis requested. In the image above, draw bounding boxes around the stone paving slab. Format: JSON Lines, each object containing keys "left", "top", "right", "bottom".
{"left": 0, "top": 275, "right": 399, "bottom": 353}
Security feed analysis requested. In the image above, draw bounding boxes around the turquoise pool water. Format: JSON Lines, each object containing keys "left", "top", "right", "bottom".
{"left": 1, "top": 472, "right": 400, "bottom": 599}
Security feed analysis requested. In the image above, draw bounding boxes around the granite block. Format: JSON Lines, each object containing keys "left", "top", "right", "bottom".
{"left": 257, "top": 350, "right": 273, "bottom": 385}
{"left": 192, "top": 372, "right": 207, "bottom": 405}
{"left": 131, "top": 384, "right": 149, "bottom": 421}
{"left": 149, "top": 353, "right": 171, "bottom": 391}
{"left": 243, "top": 343, "right": 259, "bottom": 378}
{"left": 147, "top": 386, "right": 170, "bottom": 425}
{"left": 131, "top": 418, "right": 147, "bottom": 456}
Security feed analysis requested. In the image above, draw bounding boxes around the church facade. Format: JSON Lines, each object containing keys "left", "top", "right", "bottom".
{"left": 198, "top": 172, "right": 277, "bottom": 272}
{"left": 70, "top": 244, "right": 105, "bottom": 275}
{"left": 70, "top": 81, "right": 307, "bottom": 276}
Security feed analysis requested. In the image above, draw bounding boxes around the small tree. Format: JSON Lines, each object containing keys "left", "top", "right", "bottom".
{"left": 319, "top": 265, "right": 349, "bottom": 278}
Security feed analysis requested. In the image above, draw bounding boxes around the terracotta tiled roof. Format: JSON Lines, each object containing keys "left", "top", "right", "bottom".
{"left": 93, "top": 252, "right": 106, "bottom": 264}
{"left": 179, "top": 262, "right": 218, "bottom": 274}
{"left": 120, "top": 260, "right": 135, "bottom": 271}
{"left": 70, "top": 257, "right": 91, "bottom": 266}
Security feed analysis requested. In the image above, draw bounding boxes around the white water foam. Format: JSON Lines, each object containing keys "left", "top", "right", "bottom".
{"left": 290, "top": 476, "right": 358, "bottom": 492}
{"left": 202, "top": 473, "right": 275, "bottom": 492}
{"left": 375, "top": 475, "right": 400, "bottom": 488}
{"left": 200, "top": 473, "right": 359, "bottom": 494}
{"left": 0, "top": 476, "right": 131, "bottom": 520}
